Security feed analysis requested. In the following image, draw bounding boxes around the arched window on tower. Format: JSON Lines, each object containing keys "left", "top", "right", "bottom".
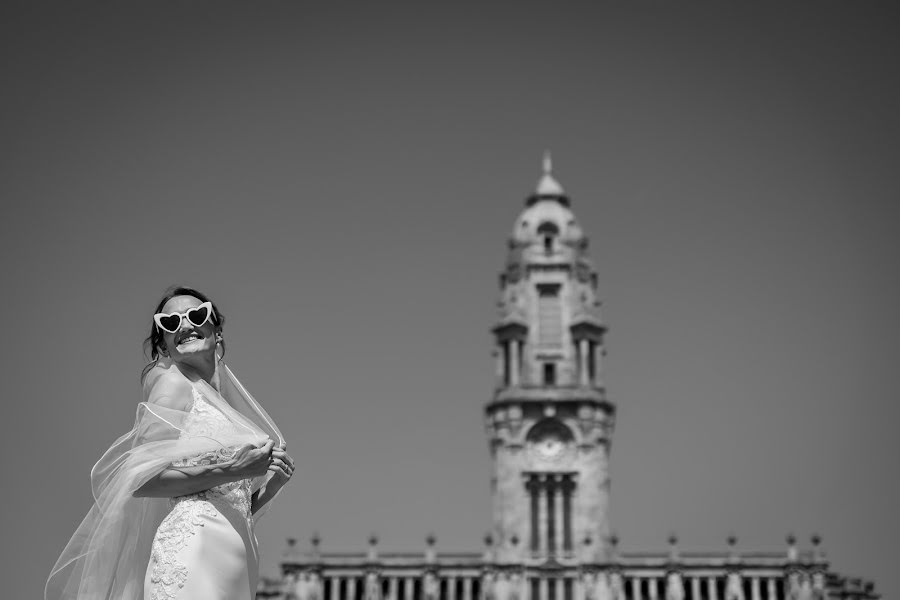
{"left": 537, "top": 221, "right": 559, "bottom": 255}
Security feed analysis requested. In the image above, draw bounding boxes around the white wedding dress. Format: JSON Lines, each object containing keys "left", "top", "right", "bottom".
{"left": 144, "top": 385, "right": 259, "bottom": 600}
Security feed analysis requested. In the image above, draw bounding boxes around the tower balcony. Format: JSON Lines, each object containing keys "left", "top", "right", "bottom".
{"left": 491, "top": 384, "right": 610, "bottom": 408}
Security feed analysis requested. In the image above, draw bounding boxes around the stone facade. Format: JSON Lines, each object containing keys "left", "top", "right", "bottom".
{"left": 260, "top": 157, "right": 879, "bottom": 600}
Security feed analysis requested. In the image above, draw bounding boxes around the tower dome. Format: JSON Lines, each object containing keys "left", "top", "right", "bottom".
{"left": 512, "top": 153, "right": 586, "bottom": 248}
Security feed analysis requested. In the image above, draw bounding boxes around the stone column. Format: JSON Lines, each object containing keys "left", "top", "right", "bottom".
{"left": 527, "top": 476, "right": 540, "bottom": 555}
{"left": 510, "top": 340, "right": 520, "bottom": 386}
{"left": 766, "top": 579, "right": 776, "bottom": 600}
{"left": 579, "top": 339, "right": 589, "bottom": 386}
{"left": 556, "top": 475, "right": 571, "bottom": 556}
{"left": 331, "top": 577, "right": 342, "bottom": 600}
{"left": 561, "top": 476, "right": 573, "bottom": 555}
{"left": 750, "top": 577, "right": 760, "bottom": 600}
{"left": 463, "top": 578, "right": 473, "bottom": 600}
{"left": 707, "top": 577, "right": 718, "bottom": 600}
{"left": 537, "top": 476, "right": 548, "bottom": 556}
{"left": 593, "top": 343, "right": 603, "bottom": 386}
{"left": 539, "top": 578, "right": 549, "bottom": 600}
{"left": 633, "top": 576, "right": 642, "bottom": 600}
{"left": 648, "top": 577, "right": 658, "bottom": 600}
{"left": 496, "top": 345, "right": 505, "bottom": 386}
{"left": 448, "top": 577, "right": 457, "bottom": 600}
{"left": 546, "top": 480, "right": 557, "bottom": 556}
{"left": 690, "top": 578, "right": 700, "bottom": 600}
{"left": 405, "top": 578, "right": 415, "bottom": 600}
{"left": 347, "top": 578, "right": 357, "bottom": 600}
{"left": 553, "top": 476, "right": 565, "bottom": 556}
{"left": 389, "top": 578, "right": 399, "bottom": 600}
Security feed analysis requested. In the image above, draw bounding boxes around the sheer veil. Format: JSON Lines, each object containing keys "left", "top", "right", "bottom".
{"left": 45, "top": 358, "right": 285, "bottom": 600}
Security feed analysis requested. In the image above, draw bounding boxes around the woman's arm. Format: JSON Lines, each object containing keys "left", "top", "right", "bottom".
{"left": 250, "top": 486, "right": 276, "bottom": 514}
{"left": 134, "top": 440, "right": 276, "bottom": 498}
{"left": 134, "top": 463, "right": 242, "bottom": 498}
{"left": 251, "top": 446, "right": 294, "bottom": 514}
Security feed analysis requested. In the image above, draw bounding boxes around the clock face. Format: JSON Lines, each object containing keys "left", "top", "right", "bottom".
{"left": 535, "top": 435, "right": 565, "bottom": 460}
{"left": 526, "top": 418, "right": 574, "bottom": 464}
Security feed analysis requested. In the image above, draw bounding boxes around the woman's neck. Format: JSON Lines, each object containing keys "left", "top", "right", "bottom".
{"left": 174, "top": 354, "right": 216, "bottom": 385}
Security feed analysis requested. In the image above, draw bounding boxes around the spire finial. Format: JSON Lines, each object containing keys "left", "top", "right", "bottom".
{"left": 367, "top": 533, "right": 379, "bottom": 562}
{"left": 310, "top": 532, "right": 321, "bottom": 559}
{"left": 786, "top": 533, "right": 798, "bottom": 562}
{"left": 425, "top": 533, "right": 437, "bottom": 563}
{"left": 668, "top": 533, "right": 679, "bottom": 562}
{"left": 533, "top": 151, "right": 566, "bottom": 199}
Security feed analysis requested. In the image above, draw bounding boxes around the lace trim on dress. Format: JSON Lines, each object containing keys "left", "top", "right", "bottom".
{"left": 148, "top": 499, "right": 218, "bottom": 600}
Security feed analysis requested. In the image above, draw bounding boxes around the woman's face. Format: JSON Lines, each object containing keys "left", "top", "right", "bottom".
{"left": 158, "top": 295, "right": 218, "bottom": 363}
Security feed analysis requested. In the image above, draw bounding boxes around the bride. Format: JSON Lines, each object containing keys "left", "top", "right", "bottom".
{"left": 46, "top": 286, "right": 294, "bottom": 600}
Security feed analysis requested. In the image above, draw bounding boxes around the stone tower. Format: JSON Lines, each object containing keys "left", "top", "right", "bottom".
{"left": 487, "top": 153, "right": 614, "bottom": 565}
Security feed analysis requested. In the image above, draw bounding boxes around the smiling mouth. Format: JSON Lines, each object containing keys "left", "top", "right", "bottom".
{"left": 177, "top": 333, "right": 203, "bottom": 345}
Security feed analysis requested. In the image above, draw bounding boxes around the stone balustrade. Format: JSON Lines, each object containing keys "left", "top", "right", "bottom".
{"left": 258, "top": 535, "right": 878, "bottom": 600}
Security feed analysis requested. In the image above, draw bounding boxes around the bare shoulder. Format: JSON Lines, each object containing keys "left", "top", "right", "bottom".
{"left": 145, "top": 371, "right": 194, "bottom": 411}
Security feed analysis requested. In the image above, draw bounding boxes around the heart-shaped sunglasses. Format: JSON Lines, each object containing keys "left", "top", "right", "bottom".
{"left": 153, "top": 301, "right": 216, "bottom": 334}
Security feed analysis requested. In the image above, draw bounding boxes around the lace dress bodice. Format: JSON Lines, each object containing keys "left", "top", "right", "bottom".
{"left": 169, "top": 386, "right": 254, "bottom": 517}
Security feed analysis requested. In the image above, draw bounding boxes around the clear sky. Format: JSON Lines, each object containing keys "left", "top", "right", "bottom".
{"left": 2, "top": 2, "right": 897, "bottom": 598}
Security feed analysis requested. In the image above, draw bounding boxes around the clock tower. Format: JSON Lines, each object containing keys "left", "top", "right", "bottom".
{"left": 487, "top": 154, "right": 614, "bottom": 565}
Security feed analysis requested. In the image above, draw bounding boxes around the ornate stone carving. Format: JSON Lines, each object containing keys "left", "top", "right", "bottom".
{"left": 364, "top": 571, "right": 381, "bottom": 600}
{"left": 665, "top": 571, "right": 684, "bottom": 600}
{"left": 724, "top": 571, "right": 744, "bottom": 600}
{"left": 423, "top": 571, "right": 439, "bottom": 600}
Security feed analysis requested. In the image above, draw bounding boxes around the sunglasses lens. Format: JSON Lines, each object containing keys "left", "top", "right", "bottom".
{"left": 187, "top": 305, "right": 210, "bottom": 327}
{"left": 158, "top": 314, "right": 182, "bottom": 332}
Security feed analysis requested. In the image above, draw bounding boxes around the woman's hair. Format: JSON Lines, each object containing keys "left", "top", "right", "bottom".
{"left": 140, "top": 285, "right": 225, "bottom": 382}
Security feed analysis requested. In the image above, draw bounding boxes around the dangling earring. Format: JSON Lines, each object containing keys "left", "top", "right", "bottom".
{"left": 216, "top": 336, "right": 225, "bottom": 362}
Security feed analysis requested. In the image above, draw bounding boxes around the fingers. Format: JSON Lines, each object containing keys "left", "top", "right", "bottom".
{"left": 259, "top": 439, "right": 276, "bottom": 454}
{"left": 272, "top": 457, "right": 293, "bottom": 471}
{"left": 269, "top": 456, "right": 295, "bottom": 476}
{"left": 268, "top": 461, "right": 293, "bottom": 479}
{"left": 271, "top": 449, "right": 295, "bottom": 469}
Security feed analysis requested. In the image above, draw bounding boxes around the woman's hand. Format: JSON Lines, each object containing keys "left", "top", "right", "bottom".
{"left": 227, "top": 439, "right": 276, "bottom": 479}
{"left": 267, "top": 444, "right": 295, "bottom": 490}
{"left": 249, "top": 443, "right": 294, "bottom": 514}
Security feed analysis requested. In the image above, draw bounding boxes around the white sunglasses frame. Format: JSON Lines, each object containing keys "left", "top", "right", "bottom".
{"left": 153, "top": 301, "right": 216, "bottom": 333}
